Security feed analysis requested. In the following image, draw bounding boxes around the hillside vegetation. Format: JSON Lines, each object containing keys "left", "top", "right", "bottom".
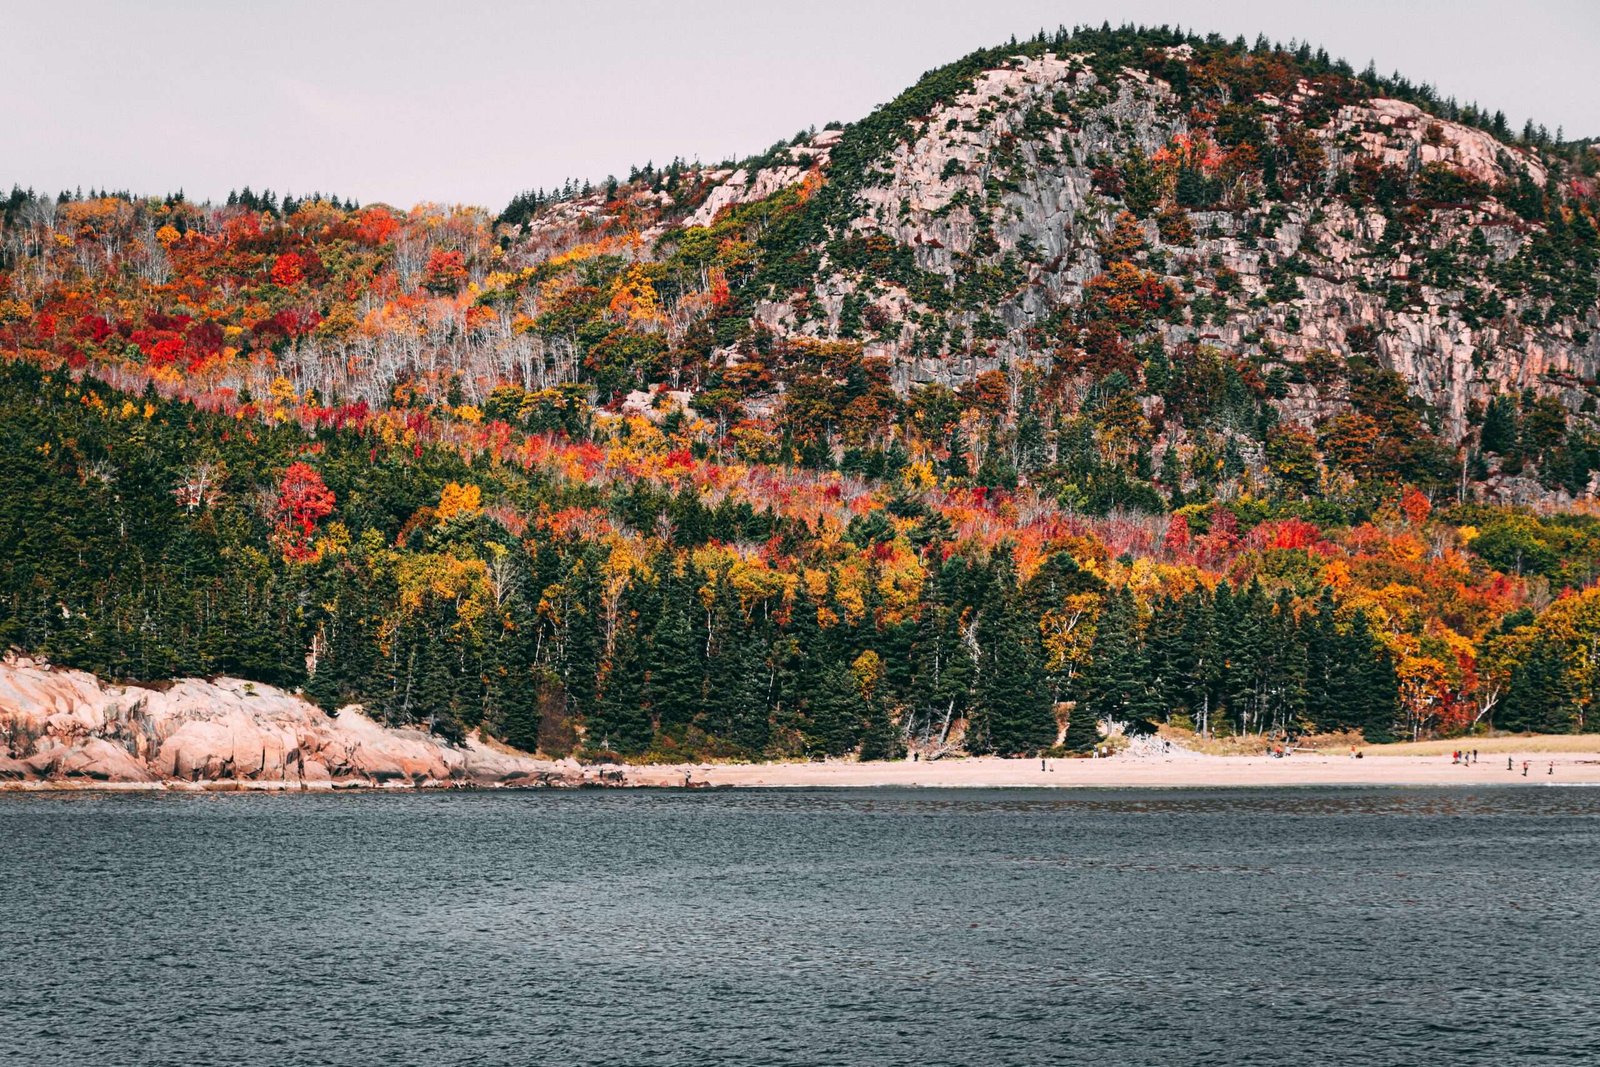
{"left": 2, "top": 25, "right": 1598, "bottom": 758}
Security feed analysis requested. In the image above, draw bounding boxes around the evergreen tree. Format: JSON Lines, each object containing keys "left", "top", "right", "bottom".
{"left": 1501, "top": 642, "right": 1574, "bottom": 733}
{"left": 592, "top": 615, "right": 653, "bottom": 755}
{"left": 1077, "top": 587, "right": 1155, "bottom": 739}
{"left": 412, "top": 615, "right": 465, "bottom": 743}
{"left": 706, "top": 628, "right": 772, "bottom": 755}
{"left": 489, "top": 616, "right": 543, "bottom": 753}
{"left": 773, "top": 587, "right": 828, "bottom": 743}
{"left": 805, "top": 661, "right": 867, "bottom": 757}
{"left": 1176, "top": 587, "right": 1222, "bottom": 734}
{"left": 973, "top": 605, "right": 1056, "bottom": 755}
{"left": 906, "top": 573, "right": 968, "bottom": 746}
{"left": 647, "top": 578, "right": 703, "bottom": 734}
{"left": 857, "top": 684, "right": 904, "bottom": 761}
{"left": 1346, "top": 610, "right": 1400, "bottom": 742}
{"left": 1303, "top": 587, "right": 1341, "bottom": 731}
{"left": 1266, "top": 588, "right": 1308, "bottom": 734}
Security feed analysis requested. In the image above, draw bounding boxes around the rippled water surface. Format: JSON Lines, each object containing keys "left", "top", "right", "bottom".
{"left": 3, "top": 787, "right": 1598, "bottom": 1066}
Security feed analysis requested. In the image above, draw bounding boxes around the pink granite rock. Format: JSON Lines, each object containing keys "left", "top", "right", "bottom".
{"left": 0, "top": 655, "right": 576, "bottom": 789}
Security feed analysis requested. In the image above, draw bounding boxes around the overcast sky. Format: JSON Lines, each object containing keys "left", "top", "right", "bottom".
{"left": 5, "top": 0, "right": 1596, "bottom": 210}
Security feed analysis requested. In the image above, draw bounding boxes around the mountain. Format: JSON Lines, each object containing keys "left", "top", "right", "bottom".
{"left": 3, "top": 25, "right": 1600, "bottom": 766}
{"left": 496, "top": 26, "right": 1600, "bottom": 507}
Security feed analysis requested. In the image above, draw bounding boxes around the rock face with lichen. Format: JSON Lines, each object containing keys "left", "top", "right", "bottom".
{"left": 506, "top": 29, "right": 1599, "bottom": 503}
{"left": 779, "top": 51, "right": 1591, "bottom": 432}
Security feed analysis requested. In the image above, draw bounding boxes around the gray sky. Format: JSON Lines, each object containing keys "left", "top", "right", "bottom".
{"left": 5, "top": 0, "right": 1597, "bottom": 210}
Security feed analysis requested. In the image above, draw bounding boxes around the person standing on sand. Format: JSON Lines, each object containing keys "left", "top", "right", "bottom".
{"left": 1523, "top": 760, "right": 1530, "bottom": 777}
{"left": 1473, "top": 749, "right": 1478, "bottom": 764}
{"left": 1549, "top": 761, "right": 1554, "bottom": 776}
{"left": 1508, "top": 757, "right": 1514, "bottom": 771}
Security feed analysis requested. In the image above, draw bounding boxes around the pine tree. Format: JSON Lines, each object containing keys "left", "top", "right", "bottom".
{"left": 1225, "top": 581, "right": 1271, "bottom": 734}
{"left": 490, "top": 616, "right": 543, "bottom": 753}
{"left": 592, "top": 617, "right": 653, "bottom": 756}
{"left": 1346, "top": 610, "right": 1400, "bottom": 742}
{"left": 774, "top": 587, "right": 827, "bottom": 741}
{"left": 412, "top": 616, "right": 464, "bottom": 742}
{"left": 858, "top": 685, "right": 904, "bottom": 761}
{"left": 1501, "top": 642, "right": 1574, "bottom": 733}
{"left": 560, "top": 554, "right": 603, "bottom": 725}
{"left": 1303, "top": 587, "right": 1341, "bottom": 731}
{"left": 974, "top": 606, "right": 1056, "bottom": 755}
{"left": 1480, "top": 394, "right": 1519, "bottom": 455}
{"left": 1267, "top": 589, "right": 1308, "bottom": 734}
{"left": 1144, "top": 594, "right": 1184, "bottom": 718}
{"left": 647, "top": 578, "right": 703, "bottom": 735}
{"left": 1077, "top": 587, "right": 1155, "bottom": 740}
{"left": 1176, "top": 587, "right": 1220, "bottom": 734}
{"left": 805, "top": 661, "right": 867, "bottom": 757}
{"left": 706, "top": 628, "right": 772, "bottom": 755}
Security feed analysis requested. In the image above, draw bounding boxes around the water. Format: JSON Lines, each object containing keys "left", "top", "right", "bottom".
{"left": 2, "top": 788, "right": 1597, "bottom": 1066}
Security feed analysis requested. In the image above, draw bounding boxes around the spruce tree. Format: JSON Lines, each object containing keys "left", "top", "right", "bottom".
{"left": 806, "top": 661, "right": 867, "bottom": 757}
{"left": 1303, "top": 587, "right": 1340, "bottom": 731}
{"left": 1501, "top": 642, "right": 1574, "bottom": 733}
{"left": 647, "top": 581, "right": 703, "bottom": 735}
{"left": 706, "top": 629, "right": 772, "bottom": 755}
{"left": 1347, "top": 610, "right": 1400, "bottom": 742}
{"left": 1078, "top": 587, "right": 1155, "bottom": 739}
{"left": 413, "top": 618, "right": 464, "bottom": 743}
{"left": 491, "top": 618, "right": 543, "bottom": 753}
{"left": 592, "top": 618, "right": 653, "bottom": 756}
{"left": 857, "top": 685, "right": 904, "bottom": 761}
{"left": 974, "top": 605, "right": 1056, "bottom": 754}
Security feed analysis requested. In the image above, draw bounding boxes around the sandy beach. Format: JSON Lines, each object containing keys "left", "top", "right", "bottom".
{"left": 625, "top": 746, "right": 1600, "bottom": 789}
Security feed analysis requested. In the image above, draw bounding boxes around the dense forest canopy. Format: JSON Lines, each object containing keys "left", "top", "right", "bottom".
{"left": 3, "top": 25, "right": 1599, "bottom": 757}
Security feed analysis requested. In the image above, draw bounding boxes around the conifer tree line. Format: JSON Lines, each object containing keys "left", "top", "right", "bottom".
{"left": 3, "top": 363, "right": 1595, "bottom": 759}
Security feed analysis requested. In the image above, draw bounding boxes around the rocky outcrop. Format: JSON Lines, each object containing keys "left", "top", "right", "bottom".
{"left": 560, "top": 48, "right": 1596, "bottom": 496}
{"left": 775, "top": 52, "right": 1598, "bottom": 435}
{"left": 0, "top": 655, "right": 590, "bottom": 789}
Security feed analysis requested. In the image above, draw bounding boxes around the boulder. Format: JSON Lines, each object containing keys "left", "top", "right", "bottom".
{"left": 25, "top": 737, "right": 155, "bottom": 783}
{"left": 0, "top": 656, "right": 562, "bottom": 789}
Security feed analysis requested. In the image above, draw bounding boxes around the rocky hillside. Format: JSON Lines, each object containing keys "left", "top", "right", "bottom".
{"left": 500, "top": 26, "right": 1600, "bottom": 505}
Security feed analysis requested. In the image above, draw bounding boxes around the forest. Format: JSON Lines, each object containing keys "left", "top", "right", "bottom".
{"left": 3, "top": 25, "right": 1599, "bottom": 758}
{"left": 2, "top": 356, "right": 1595, "bottom": 758}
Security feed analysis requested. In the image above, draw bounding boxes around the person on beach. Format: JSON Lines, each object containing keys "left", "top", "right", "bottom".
{"left": 1549, "top": 761, "right": 1554, "bottom": 776}
{"left": 1473, "top": 749, "right": 1478, "bottom": 764}
{"left": 1041, "top": 758, "right": 1047, "bottom": 772}
{"left": 1508, "top": 757, "right": 1514, "bottom": 771}
{"left": 1523, "top": 760, "right": 1530, "bottom": 777}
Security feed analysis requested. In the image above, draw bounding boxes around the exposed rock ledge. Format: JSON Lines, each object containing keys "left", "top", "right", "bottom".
{"left": 0, "top": 656, "right": 599, "bottom": 790}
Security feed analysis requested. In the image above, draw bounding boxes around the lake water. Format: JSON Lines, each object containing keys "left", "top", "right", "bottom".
{"left": 2, "top": 788, "right": 1597, "bottom": 1066}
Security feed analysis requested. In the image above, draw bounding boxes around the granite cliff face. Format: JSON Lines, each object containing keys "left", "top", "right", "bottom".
{"left": 508, "top": 31, "right": 1599, "bottom": 501}
{"left": 0, "top": 657, "right": 587, "bottom": 788}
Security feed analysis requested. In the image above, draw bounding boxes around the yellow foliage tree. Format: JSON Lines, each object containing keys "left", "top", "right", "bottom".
{"left": 437, "top": 482, "right": 483, "bottom": 523}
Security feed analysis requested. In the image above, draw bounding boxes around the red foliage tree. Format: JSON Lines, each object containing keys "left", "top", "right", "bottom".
{"left": 274, "top": 462, "right": 336, "bottom": 561}
{"left": 1163, "top": 513, "right": 1191, "bottom": 555}
{"left": 270, "top": 252, "right": 306, "bottom": 286}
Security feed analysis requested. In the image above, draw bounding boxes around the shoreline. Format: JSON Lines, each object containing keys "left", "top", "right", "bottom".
{"left": 7, "top": 750, "right": 1600, "bottom": 793}
{"left": 626, "top": 751, "right": 1600, "bottom": 789}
